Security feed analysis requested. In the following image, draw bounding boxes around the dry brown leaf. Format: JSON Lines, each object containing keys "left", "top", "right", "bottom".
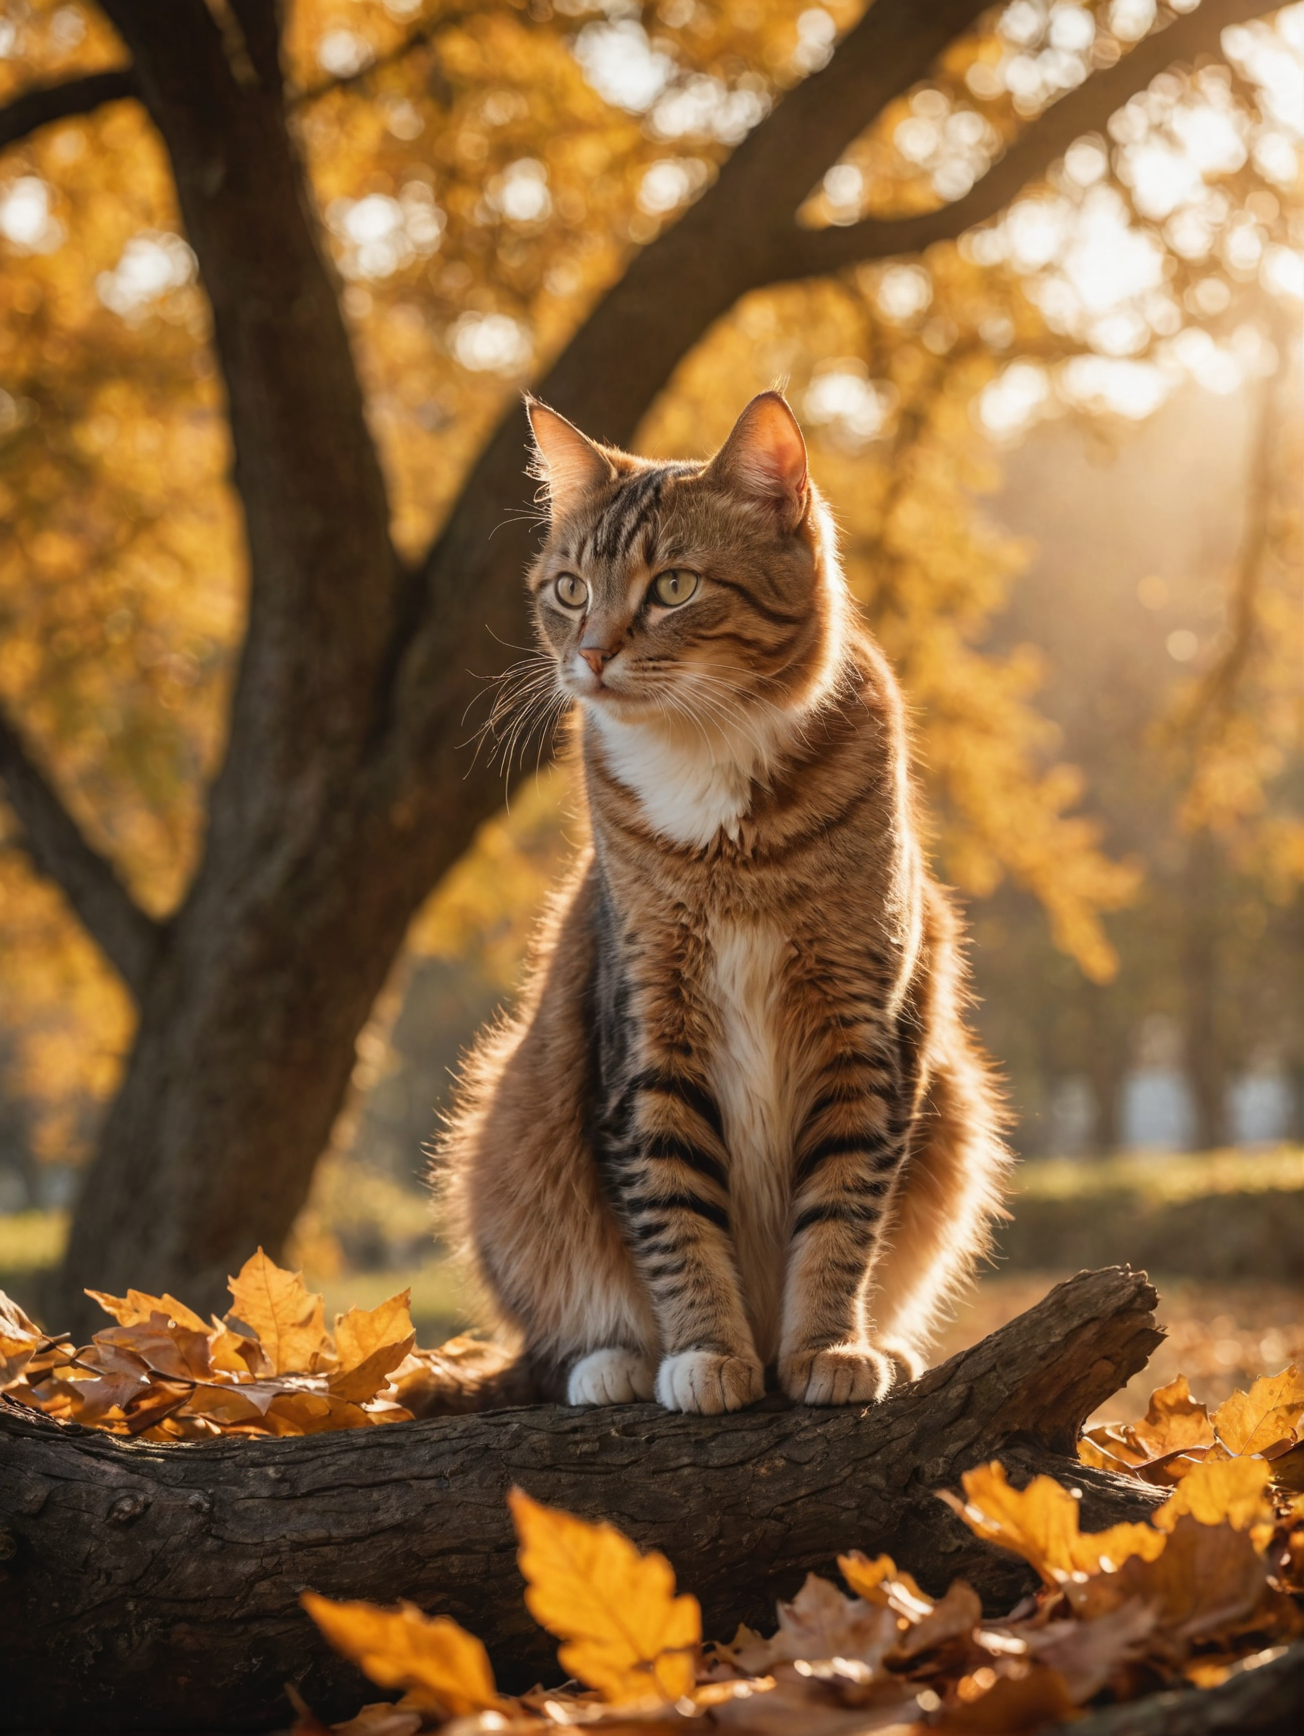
{"left": 92, "top": 1315, "right": 214, "bottom": 1383}
{"left": 1018, "top": 1599, "right": 1157, "bottom": 1702}
{"left": 893, "top": 1581, "right": 983, "bottom": 1661}
{"left": 330, "top": 1291, "right": 417, "bottom": 1404}
{"left": 301, "top": 1593, "right": 503, "bottom": 1717}
{"left": 936, "top": 1667, "right": 1075, "bottom": 1732}
{"left": 941, "top": 1462, "right": 1166, "bottom": 1585}
{"left": 0, "top": 1289, "right": 48, "bottom": 1389}
{"left": 509, "top": 1486, "right": 700, "bottom": 1705}
{"left": 227, "top": 1248, "right": 329, "bottom": 1375}
{"left": 1088, "top": 1514, "right": 1278, "bottom": 1648}
{"left": 1213, "top": 1367, "right": 1304, "bottom": 1458}
{"left": 723, "top": 1572, "right": 900, "bottom": 1675}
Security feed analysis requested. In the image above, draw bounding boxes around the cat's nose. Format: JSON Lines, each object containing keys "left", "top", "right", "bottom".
{"left": 579, "top": 643, "right": 616, "bottom": 676}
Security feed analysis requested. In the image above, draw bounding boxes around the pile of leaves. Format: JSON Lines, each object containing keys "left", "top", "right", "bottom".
{"left": 0, "top": 1249, "right": 466, "bottom": 1438}
{"left": 286, "top": 1372, "right": 1304, "bottom": 1736}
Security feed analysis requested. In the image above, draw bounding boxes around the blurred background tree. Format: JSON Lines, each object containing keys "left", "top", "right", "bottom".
{"left": 0, "top": 0, "right": 1299, "bottom": 1332}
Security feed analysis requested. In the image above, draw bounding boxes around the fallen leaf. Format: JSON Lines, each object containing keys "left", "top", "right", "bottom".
{"left": 838, "top": 1552, "right": 934, "bottom": 1620}
{"left": 0, "top": 1290, "right": 47, "bottom": 1389}
{"left": 86, "top": 1287, "right": 209, "bottom": 1333}
{"left": 1131, "top": 1376, "right": 1216, "bottom": 1459}
{"left": 893, "top": 1580, "right": 983, "bottom": 1661}
{"left": 1213, "top": 1368, "right": 1304, "bottom": 1458}
{"left": 1152, "top": 1456, "right": 1275, "bottom": 1535}
{"left": 1018, "top": 1599, "right": 1156, "bottom": 1702}
{"left": 1096, "top": 1515, "right": 1278, "bottom": 1647}
{"left": 723, "top": 1572, "right": 899, "bottom": 1674}
{"left": 301, "top": 1593, "right": 502, "bottom": 1716}
{"left": 330, "top": 1291, "right": 417, "bottom": 1403}
{"left": 936, "top": 1666, "right": 1075, "bottom": 1732}
{"left": 92, "top": 1315, "right": 213, "bottom": 1383}
{"left": 227, "top": 1249, "right": 328, "bottom": 1375}
{"left": 509, "top": 1487, "right": 700, "bottom": 1704}
{"left": 941, "top": 1463, "right": 1166, "bottom": 1585}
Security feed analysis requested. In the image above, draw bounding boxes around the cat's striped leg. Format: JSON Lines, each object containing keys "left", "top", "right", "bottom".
{"left": 610, "top": 1065, "right": 764, "bottom": 1415}
{"left": 778, "top": 1048, "right": 912, "bottom": 1405}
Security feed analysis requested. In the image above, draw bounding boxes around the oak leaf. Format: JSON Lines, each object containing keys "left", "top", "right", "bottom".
{"left": 330, "top": 1290, "right": 417, "bottom": 1404}
{"left": 941, "top": 1462, "right": 1166, "bottom": 1585}
{"left": 227, "top": 1249, "right": 329, "bottom": 1374}
{"left": 301, "top": 1593, "right": 502, "bottom": 1716}
{"left": 1213, "top": 1367, "right": 1304, "bottom": 1458}
{"left": 509, "top": 1487, "right": 701, "bottom": 1704}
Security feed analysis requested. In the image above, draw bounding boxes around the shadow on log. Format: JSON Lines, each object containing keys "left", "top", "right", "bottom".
{"left": 2, "top": 1267, "right": 1166, "bottom": 1732}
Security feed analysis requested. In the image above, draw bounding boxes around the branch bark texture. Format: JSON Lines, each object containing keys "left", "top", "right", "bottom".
{"left": 0, "top": 1269, "right": 1165, "bottom": 1732}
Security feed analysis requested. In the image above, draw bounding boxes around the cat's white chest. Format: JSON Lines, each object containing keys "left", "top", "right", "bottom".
{"left": 707, "top": 917, "right": 793, "bottom": 1363}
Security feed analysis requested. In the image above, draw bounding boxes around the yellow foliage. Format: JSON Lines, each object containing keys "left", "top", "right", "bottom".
{"left": 942, "top": 1461, "right": 1166, "bottom": 1585}
{"left": 509, "top": 1486, "right": 701, "bottom": 1704}
{"left": 300, "top": 1594, "right": 502, "bottom": 1717}
{"left": 1212, "top": 1367, "right": 1304, "bottom": 1458}
{"left": 1153, "top": 1457, "right": 1276, "bottom": 1536}
{"left": 227, "top": 1248, "right": 330, "bottom": 1376}
{"left": 329, "top": 1290, "right": 418, "bottom": 1403}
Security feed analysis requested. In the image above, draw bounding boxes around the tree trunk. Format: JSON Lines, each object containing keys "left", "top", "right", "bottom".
{"left": 0, "top": 1268, "right": 1164, "bottom": 1731}
{"left": 1182, "top": 835, "right": 1227, "bottom": 1152}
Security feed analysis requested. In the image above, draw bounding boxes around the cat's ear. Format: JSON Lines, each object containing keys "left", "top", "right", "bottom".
{"left": 706, "top": 392, "right": 808, "bottom": 529}
{"left": 525, "top": 397, "right": 613, "bottom": 518}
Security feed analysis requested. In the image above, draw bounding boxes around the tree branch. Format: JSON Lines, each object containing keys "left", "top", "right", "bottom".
{"left": 0, "top": 67, "right": 134, "bottom": 153}
{"left": 0, "top": 707, "right": 163, "bottom": 999}
{"left": 777, "top": 0, "right": 1278, "bottom": 278}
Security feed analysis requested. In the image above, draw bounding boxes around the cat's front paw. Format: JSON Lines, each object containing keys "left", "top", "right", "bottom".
{"left": 655, "top": 1350, "right": 764, "bottom": 1415}
{"left": 567, "top": 1348, "right": 656, "bottom": 1405}
{"left": 780, "top": 1343, "right": 896, "bottom": 1406}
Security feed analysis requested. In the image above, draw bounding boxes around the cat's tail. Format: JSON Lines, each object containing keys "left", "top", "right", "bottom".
{"left": 390, "top": 1334, "right": 541, "bottom": 1417}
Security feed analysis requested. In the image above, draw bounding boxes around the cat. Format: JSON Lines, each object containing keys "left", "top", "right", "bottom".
{"left": 435, "top": 390, "right": 1008, "bottom": 1416}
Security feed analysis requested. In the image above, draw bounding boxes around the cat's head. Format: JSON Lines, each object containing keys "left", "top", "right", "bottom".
{"left": 523, "top": 392, "right": 845, "bottom": 729}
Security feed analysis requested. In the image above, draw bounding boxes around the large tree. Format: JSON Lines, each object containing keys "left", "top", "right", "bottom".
{"left": 0, "top": 0, "right": 1283, "bottom": 1329}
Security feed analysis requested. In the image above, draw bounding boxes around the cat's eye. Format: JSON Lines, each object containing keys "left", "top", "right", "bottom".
{"left": 553, "top": 573, "right": 588, "bottom": 610}
{"left": 651, "top": 569, "right": 699, "bottom": 608}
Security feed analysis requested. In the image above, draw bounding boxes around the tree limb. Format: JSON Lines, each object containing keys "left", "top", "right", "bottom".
{"left": 0, "top": 1268, "right": 1165, "bottom": 1731}
{"left": 780, "top": 0, "right": 1280, "bottom": 279}
{"left": 0, "top": 707, "right": 163, "bottom": 999}
{"left": 0, "top": 66, "right": 135, "bottom": 153}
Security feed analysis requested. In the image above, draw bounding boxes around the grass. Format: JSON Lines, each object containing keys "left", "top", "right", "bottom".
{"left": 1014, "top": 1145, "right": 1304, "bottom": 1202}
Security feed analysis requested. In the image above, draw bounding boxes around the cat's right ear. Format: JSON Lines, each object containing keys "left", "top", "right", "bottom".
{"left": 525, "top": 397, "right": 613, "bottom": 519}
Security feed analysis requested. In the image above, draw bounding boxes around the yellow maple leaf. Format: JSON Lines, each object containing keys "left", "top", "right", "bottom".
{"left": 301, "top": 1593, "right": 502, "bottom": 1716}
{"left": 86, "top": 1287, "right": 209, "bottom": 1333}
{"left": 227, "top": 1248, "right": 328, "bottom": 1375}
{"left": 1153, "top": 1456, "right": 1275, "bottom": 1540}
{"left": 330, "top": 1290, "right": 417, "bottom": 1404}
{"left": 1212, "top": 1368, "right": 1304, "bottom": 1458}
{"left": 941, "top": 1463, "right": 1166, "bottom": 1585}
{"left": 509, "top": 1487, "right": 700, "bottom": 1704}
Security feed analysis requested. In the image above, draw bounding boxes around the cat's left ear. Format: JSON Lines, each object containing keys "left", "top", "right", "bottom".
{"left": 525, "top": 396, "right": 614, "bottom": 518}
{"left": 706, "top": 391, "right": 808, "bottom": 530}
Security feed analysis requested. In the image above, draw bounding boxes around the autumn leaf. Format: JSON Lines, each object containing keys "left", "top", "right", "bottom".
{"left": 329, "top": 1290, "right": 417, "bottom": 1404}
{"left": 301, "top": 1593, "right": 502, "bottom": 1717}
{"left": 85, "top": 1287, "right": 209, "bottom": 1333}
{"left": 1153, "top": 1456, "right": 1275, "bottom": 1538}
{"left": 226, "top": 1248, "right": 329, "bottom": 1375}
{"left": 509, "top": 1487, "right": 701, "bottom": 1704}
{"left": 941, "top": 1462, "right": 1166, "bottom": 1585}
{"left": 0, "top": 1289, "right": 48, "bottom": 1389}
{"left": 1131, "top": 1375, "right": 1216, "bottom": 1459}
{"left": 936, "top": 1667, "right": 1076, "bottom": 1732}
{"left": 1078, "top": 1515, "right": 1279, "bottom": 1646}
{"left": 838, "top": 1550, "right": 934, "bottom": 1620}
{"left": 1213, "top": 1368, "right": 1304, "bottom": 1458}
{"left": 722, "top": 1572, "right": 900, "bottom": 1675}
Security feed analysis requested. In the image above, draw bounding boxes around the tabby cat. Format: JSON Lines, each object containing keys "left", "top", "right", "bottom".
{"left": 437, "top": 391, "right": 1008, "bottom": 1416}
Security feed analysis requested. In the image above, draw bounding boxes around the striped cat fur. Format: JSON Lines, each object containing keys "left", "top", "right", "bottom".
{"left": 436, "top": 392, "right": 1009, "bottom": 1415}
